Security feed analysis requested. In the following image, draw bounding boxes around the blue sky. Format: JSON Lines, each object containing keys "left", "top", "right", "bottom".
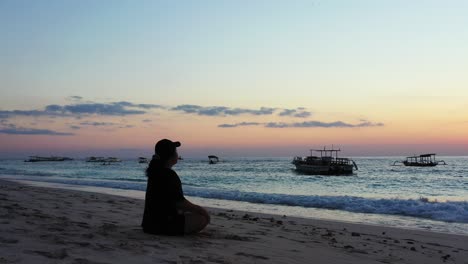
{"left": 3, "top": 0, "right": 467, "bottom": 105}
{"left": 1, "top": 1, "right": 467, "bottom": 157}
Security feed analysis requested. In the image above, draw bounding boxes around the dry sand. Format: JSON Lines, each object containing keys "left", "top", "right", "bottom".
{"left": 0, "top": 179, "right": 467, "bottom": 264}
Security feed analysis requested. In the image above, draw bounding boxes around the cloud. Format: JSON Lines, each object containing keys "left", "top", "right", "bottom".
{"left": 3, "top": 98, "right": 382, "bottom": 132}
{"left": 70, "top": 121, "right": 134, "bottom": 130}
{"left": 218, "top": 120, "right": 384, "bottom": 128}
{"left": 265, "top": 121, "right": 384, "bottom": 128}
{"left": 0, "top": 126, "right": 74, "bottom": 136}
{"left": 355, "top": 121, "right": 385, "bottom": 127}
{"left": 218, "top": 122, "right": 261, "bottom": 128}
{"left": 79, "top": 121, "right": 116, "bottom": 126}
{"left": 0, "top": 109, "right": 58, "bottom": 118}
{"left": 142, "top": 119, "right": 152, "bottom": 123}
{"left": 68, "top": 95, "right": 83, "bottom": 101}
{"left": 53, "top": 103, "right": 146, "bottom": 116}
{"left": 112, "top": 101, "right": 165, "bottom": 109}
{"left": 278, "top": 109, "right": 295, "bottom": 116}
{"left": 171, "top": 105, "right": 313, "bottom": 118}
{"left": 294, "top": 111, "right": 312, "bottom": 118}
{"left": 278, "top": 108, "right": 312, "bottom": 118}
{"left": 134, "top": 104, "right": 164, "bottom": 109}
{"left": 171, "top": 104, "right": 276, "bottom": 116}
{"left": 2, "top": 100, "right": 317, "bottom": 121}
{"left": 57, "top": 101, "right": 164, "bottom": 115}
{"left": 0, "top": 101, "right": 165, "bottom": 119}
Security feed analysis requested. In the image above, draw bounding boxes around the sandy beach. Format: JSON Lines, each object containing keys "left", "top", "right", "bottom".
{"left": 0, "top": 179, "right": 467, "bottom": 264}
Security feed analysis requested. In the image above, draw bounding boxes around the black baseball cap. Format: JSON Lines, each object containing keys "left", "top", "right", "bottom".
{"left": 154, "top": 139, "right": 181, "bottom": 160}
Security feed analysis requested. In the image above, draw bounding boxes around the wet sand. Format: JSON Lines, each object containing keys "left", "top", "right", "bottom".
{"left": 1, "top": 179, "right": 467, "bottom": 264}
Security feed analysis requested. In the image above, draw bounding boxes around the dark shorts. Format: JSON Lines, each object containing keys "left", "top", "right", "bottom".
{"left": 142, "top": 214, "right": 185, "bottom": 236}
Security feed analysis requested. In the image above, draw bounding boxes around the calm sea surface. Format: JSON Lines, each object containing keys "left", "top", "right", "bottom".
{"left": 1, "top": 157, "right": 467, "bottom": 235}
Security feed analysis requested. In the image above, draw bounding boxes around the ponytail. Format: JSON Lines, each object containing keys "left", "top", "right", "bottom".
{"left": 146, "top": 155, "right": 165, "bottom": 177}
{"left": 146, "top": 149, "right": 178, "bottom": 177}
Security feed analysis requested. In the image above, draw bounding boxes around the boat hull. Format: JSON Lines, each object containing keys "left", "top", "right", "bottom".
{"left": 294, "top": 164, "right": 354, "bottom": 175}
{"left": 24, "top": 157, "right": 73, "bottom": 162}
{"left": 403, "top": 162, "right": 437, "bottom": 167}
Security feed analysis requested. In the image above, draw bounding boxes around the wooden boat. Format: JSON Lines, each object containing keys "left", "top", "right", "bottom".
{"left": 208, "top": 155, "right": 219, "bottom": 164}
{"left": 24, "top": 156, "right": 73, "bottom": 162}
{"left": 86, "top": 157, "right": 121, "bottom": 163}
{"left": 393, "top": 154, "right": 446, "bottom": 167}
{"left": 138, "top": 157, "right": 149, "bottom": 163}
{"left": 292, "top": 147, "right": 358, "bottom": 175}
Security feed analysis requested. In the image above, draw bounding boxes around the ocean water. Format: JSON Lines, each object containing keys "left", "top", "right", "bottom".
{"left": 1, "top": 157, "right": 467, "bottom": 235}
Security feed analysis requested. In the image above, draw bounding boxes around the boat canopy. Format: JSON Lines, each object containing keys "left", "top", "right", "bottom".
{"left": 407, "top": 153, "right": 436, "bottom": 158}
{"left": 393, "top": 153, "right": 446, "bottom": 166}
{"left": 310, "top": 147, "right": 342, "bottom": 159}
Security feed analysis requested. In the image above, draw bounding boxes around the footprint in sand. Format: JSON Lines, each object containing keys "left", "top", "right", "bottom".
{"left": 223, "top": 234, "right": 257, "bottom": 241}
{"left": 72, "top": 258, "right": 109, "bottom": 264}
{"left": 94, "top": 243, "right": 115, "bottom": 252}
{"left": 235, "top": 252, "right": 269, "bottom": 260}
{"left": 81, "top": 233, "right": 94, "bottom": 239}
{"left": 73, "top": 221, "right": 91, "bottom": 229}
{"left": 101, "top": 223, "right": 118, "bottom": 230}
{"left": 0, "top": 238, "right": 18, "bottom": 244}
{"left": 47, "top": 227, "right": 65, "bottom": 232}
{"left": 27, "top": 248, "right": 68, "bottom": 260}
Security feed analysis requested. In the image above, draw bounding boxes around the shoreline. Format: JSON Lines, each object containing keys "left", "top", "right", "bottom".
{"left": 4, "top": 177, "right": 468, "bottom": 236}
{"left": 1, "top": 179, "right": 467, "bottom": 263}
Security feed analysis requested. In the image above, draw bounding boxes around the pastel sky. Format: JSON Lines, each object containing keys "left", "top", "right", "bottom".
{"left": 1, "top": 0, "right": 467, "bottom": 158}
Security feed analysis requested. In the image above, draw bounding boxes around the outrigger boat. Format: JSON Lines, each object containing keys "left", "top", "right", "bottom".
{"left": 138, "top": 157, "right": 149, "bottom": 163}
{"left": 24, "top": 156, "right": 73, "bottom": 162}
{"left": 208, "top": 155, "right": 219, "bottom": 164}
{"left": 292, "top": 147, "right": 358, "bottom": 175}
{"left": 86, "top": 157, "right": 122, "bottom": 163}
{"left": 392, "top": 154, "right": 446, "bottom": 167}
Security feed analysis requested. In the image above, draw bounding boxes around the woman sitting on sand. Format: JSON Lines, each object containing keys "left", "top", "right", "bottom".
{"left": 142, "top": 139, "right": 210, "bottom": 236}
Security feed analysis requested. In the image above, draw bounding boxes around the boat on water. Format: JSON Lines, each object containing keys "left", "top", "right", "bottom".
{"left": 24, "top": 156, "right": 73, "bottom": 162}
{"left": 392, "top": 154, "right": 446, "bottom": 167}
{"left": 292, "top": 147, "right": 358, "bottom": 175}
{"left": 208, "top": 155, "right": 219, "bottom": 164}
{"left": 138, "top": 157, "right": 149, "bottom": 163}
{"left": 86, "top": 157, "right": 122, "bottom": 163}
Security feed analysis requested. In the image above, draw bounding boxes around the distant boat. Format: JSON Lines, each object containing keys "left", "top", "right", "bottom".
{"left": 104, "top": 157, "right": 121, "bottom": 163}
{"left": 393, "top": 154, "right": 446, "bottom": 167}
{"left": 138, "top": 157, "right": 149, "bottom": 163}
{"left": 292, "top": 147, "right": 358, "bottom": 175}
{"left": 86, "top": 156, "right": 106, "bottom": 162}
{"left": 86, "top": 157, "right": 121, "bottom": 163}
{"left": 24, "top": 156, "right": 73, "bottom": 162}
{"left": 208, "top": 155, "right": 219, "bottom": 164}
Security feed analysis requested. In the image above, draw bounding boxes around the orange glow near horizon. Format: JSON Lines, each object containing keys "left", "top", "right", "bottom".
{"left": 1, "top": 108, "right": 467, "bottom": 157}
{"left": 1, "top": 84, "right": 467, "bottom": 156}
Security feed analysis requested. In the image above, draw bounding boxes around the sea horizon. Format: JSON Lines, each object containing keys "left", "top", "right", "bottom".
{"left": 2, "top": 154, "right": 468, "bottom": 160}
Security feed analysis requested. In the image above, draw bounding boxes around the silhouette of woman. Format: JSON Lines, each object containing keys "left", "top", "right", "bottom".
{"left": 142, "top": 139, "right": 210, "bottom": 235}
